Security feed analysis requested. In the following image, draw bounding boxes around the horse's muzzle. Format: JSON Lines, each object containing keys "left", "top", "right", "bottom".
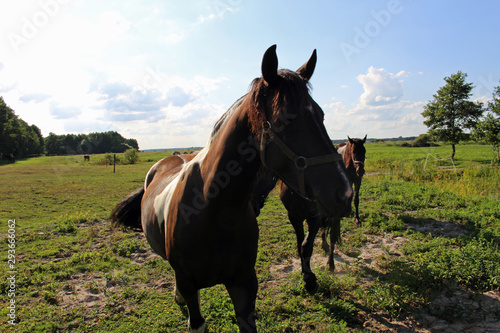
{"left": 316, "top": 186, "right": 352, "bottom": 218}
{"left": 338, "top": 187, "right": 353, "bottom": 217}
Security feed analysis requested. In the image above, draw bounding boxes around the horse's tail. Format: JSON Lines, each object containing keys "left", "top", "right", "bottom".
{"left": 110, "top": 187, "right": 144, "bottom": 231}
{"left": 322, "top": 217, "right": 342, "bottom": 245}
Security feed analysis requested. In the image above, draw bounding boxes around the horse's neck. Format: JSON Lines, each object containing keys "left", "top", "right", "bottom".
{"left": 200, "top": 105, "right": 261, "bottom": 212}
{"left": 251, "top": 168, "right": 278, "bottom": 215}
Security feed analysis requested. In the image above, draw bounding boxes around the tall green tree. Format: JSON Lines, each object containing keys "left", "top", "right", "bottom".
{"left": 0, "top": 96, "right": 44, "bottom": 158}
{"left": 0, "top": 96, "right": 17, "bottom": 157}
{"left": 473, "top": 83, "right": 500, "bottom": 163}
{"left": 45, "top": 132, "right": 66, "bottom": 155}
{"left": 422, "top": 71, "right": 484, "bottom": 161}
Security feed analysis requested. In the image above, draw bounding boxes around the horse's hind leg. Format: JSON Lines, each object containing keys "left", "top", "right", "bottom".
{"left": 353, "top": 178, "right": 362, "bottom": 225}
{"left": 289, "top": 213, "right": 305, "bottom": 260}
{"left": 226, "top": 272, "right": 258, "bottom": 333}
{"left": 327, "top": 218, "right": 342, "bottom": 271}
{"left": 174, "top": 275, "right": 206, "bottom": 332}
{"left": 320, "top": 227, "right": 330, "bottom": 253}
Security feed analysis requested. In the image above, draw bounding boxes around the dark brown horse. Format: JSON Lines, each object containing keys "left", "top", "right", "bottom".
{"left": 279, "top": 136, "right": 366, "bottom": 292}
{"left": 335, "top": 135, "right": 367, "bottom": 225}
{"left": 110, "top": 45, "right": 352, "bottom": 332}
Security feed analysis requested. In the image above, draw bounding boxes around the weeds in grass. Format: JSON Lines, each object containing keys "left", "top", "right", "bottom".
{"left": 411, "top": 238, "right": 500, "bottom": 291}
{"left": 113, "top": 238, "right": 140, "bottom": 257}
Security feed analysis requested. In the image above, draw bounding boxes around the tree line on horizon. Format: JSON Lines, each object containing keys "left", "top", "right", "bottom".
{"left": 0, "top": 96, "right": 138, "bottom": 159}
{"left": 44, "top": 131, "right": 138, "bottom": 156}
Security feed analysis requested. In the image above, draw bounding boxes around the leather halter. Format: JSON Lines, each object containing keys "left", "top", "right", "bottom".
{"left": 353, "top": 159, "right": 365, "bottom": 176}
{"left": 259, "top": 121, "right": 343, "bottom": 200}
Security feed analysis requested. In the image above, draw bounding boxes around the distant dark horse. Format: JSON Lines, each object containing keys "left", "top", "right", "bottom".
{"left": 280, "top": 136, "right": 366, "bottom": 292}
{"left": 110, "top": 45, "right": 352, "bottom": 332}
{"left": 334, "top": 135, "right": 367, "bottom": 225}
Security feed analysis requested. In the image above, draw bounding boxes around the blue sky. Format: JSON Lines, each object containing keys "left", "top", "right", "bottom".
{"left": 1, "top": 0, "right": 499, "bottom": 149}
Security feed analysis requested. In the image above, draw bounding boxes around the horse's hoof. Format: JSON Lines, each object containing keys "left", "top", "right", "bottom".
{"left": 174, "top": 287, "right": 186, "bottom": 306}
{"left": 322, "top": 243, "right": 330, "bottom": 254}
{"left": 327, "top": 261, "right": 335, "bottom": 272}
{"left": 305, "top": 281, "right": 319, "bottom": 294}
{"left": 304, "top": 274, "right": 318, "bottom": 294}
{"left": 188, "top": 319, "right": 206, "bottom": 333}
{"left": 354, "top": 218, "right": 361, "bottom": 225}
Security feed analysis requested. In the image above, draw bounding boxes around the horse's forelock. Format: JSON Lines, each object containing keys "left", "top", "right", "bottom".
{"left": 246, "top": 70, "right": 311, "bottom": 136}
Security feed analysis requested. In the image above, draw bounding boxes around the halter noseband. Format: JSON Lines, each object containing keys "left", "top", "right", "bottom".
{"left": 352, "top": 159, "right": 365, "bottom": 176}
{"left": 259, "top": 121, "right": 343, "bottom": 200}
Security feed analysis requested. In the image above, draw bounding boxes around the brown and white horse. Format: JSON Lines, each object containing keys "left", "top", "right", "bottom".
{"left": 110, "top": 45, "right": 352, "bottom": 332}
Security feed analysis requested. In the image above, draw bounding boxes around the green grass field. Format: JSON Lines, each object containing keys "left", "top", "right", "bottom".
{"left": 1, "top": 143, "right": 499, "bottom": 332}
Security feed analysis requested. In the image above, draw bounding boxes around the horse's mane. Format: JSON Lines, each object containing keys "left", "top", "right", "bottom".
{"left": 245, "top": 69, "right": 312, "bottom": 136}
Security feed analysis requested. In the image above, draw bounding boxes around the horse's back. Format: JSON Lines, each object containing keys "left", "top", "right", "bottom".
{"left": 337, "top": 144, "right": 346, "bottom": 156}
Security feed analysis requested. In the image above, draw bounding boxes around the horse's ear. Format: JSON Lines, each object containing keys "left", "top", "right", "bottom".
{"left": 362, "top": 134, "right": 367, "bottom": 143}
{"left": 262, "top": 45, "right": 279, "bottom": 86}
{"left": 296, "top": 49, "right": 317, "bottom": 82}
{"left": 348, "top": 136, "right": 354, "bottom": 144}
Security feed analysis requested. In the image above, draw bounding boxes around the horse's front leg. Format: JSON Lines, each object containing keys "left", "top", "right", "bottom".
{"left": 301, "top": 215, "right": 321, "bottom": 293}
{"left": 289, "top": 213, "right": 317, "bottom": 293}
{"left": 226, "top": 272, "right": 258, "bottom": 333}
{"left": 174, "top": 274, "right": 206, "bottom": 333}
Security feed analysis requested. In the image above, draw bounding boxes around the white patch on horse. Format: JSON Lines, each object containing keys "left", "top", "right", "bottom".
{"left": 152, "top": 145, "right": 210, "bottom": 230}
{"left": 153, "top": 173, "right": 181, "bottom": 230}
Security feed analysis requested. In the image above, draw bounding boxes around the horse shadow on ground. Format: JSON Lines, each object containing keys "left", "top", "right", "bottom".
{"left": 402, "top": 215, "right": 470, "bottom": 238}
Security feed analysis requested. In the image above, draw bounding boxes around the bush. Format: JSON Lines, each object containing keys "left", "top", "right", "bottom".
{"left": 102, "top": 153, "right": 114, "bottom": 165}
{"left": 123, "top": 148, "right": 139, "bottom": 165}
{"left": 402, "top": 134, "right": 438, "bottom": 147}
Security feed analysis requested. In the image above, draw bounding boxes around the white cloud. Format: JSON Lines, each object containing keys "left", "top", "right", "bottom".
{"left": 357, "top": 66, "right": 405, "bottom": 106}
{"left": 49, "top": 102, "right": 82, "bottom": 120}
{"left": 19, "top": 92, "right": 51, "bottom": 103}
{"left": 323, "top": 67, "right": 428, "bottom": 139}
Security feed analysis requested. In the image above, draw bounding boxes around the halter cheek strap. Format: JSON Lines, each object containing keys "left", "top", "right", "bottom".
{"left": 259, "top": 121, "right": 343, "bottom": 199}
